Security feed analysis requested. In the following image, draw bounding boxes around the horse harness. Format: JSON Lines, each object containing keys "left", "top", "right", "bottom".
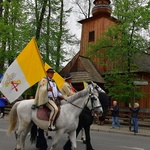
{"left": 66, "top": 92, "right": 102, "bottom": 113}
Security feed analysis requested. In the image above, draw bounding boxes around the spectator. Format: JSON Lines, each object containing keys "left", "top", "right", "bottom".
{"left": 129, "top": 102, "right": 140, "bottom": 135}
{"left": 0, "top": 94, "right": 7, "bottom": 118}
{"left": 110, "top": 100, "right": 120, "bottom": 129}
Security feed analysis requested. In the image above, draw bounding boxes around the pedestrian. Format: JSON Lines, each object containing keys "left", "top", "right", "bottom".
{"left": 129, "top": 102, "right": 140, "bottom": 135}
{"left": 0, "top": 94, "right": 7, "bottom": 118}
{"left": 60, "top": 73, "right": 76, "bottom": 99}
{"left": 32, "top": 68, "right": 64, "bottom": 131}
{"left": 110, "top": 100, "right": 120, "bottom": 129}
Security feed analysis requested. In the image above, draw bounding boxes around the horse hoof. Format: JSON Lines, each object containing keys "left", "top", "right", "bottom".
{"left": 83, "top": 140, "right": 86, "bottom": 144}
{"left": 81, "top": 137, "right": 85, "bottom": 141}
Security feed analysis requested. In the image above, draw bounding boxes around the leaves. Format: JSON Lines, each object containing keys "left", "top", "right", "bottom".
{"left": 86, "top": 0, "right": 149, "bottom": 103}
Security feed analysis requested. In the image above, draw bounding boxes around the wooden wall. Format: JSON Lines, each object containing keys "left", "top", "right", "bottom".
{"left": 78, "top": 15, "right": 150, "bottom": 109}
{"left": 79, "top": 16, "right": 116, "bottom": 74}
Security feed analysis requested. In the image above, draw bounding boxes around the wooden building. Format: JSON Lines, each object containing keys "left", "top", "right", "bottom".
{"left": 60, "top": 0, "right": 150, "bottom": 109}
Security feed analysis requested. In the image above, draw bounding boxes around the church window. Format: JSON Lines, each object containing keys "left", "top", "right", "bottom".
{"left": 89, "top": 31, "right": 95, "bottom": 42}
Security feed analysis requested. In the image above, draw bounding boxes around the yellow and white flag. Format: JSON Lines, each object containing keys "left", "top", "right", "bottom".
{"left": 44, "top": 63, "right": 64, "bottom": 89}
{"left": 83, "top": 81, "right": 88, "bottom": 88}
{"left": 0, "top": 38, "right": 46, "bottom": 103}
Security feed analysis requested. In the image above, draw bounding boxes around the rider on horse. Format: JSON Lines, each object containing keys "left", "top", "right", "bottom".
{"left": 32, "top": 68, "right": 64, "bottom": 131}
{"left": 60, "top": 73, "right": 76, "bottom": 99}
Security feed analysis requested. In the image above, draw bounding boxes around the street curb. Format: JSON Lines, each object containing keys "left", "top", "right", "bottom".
{"left": 90, "top": 125, "right": 150, "bottom": 137}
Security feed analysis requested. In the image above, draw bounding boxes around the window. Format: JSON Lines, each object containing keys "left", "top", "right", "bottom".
{"left": 89, "top": 31, "right": 95, "bottom": 42}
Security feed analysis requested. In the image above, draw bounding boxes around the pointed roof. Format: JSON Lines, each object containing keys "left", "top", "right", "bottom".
{"left": 60, "top": 52, "right": 105, "bottom": 83}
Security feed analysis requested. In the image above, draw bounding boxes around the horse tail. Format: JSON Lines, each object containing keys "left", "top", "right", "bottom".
{"left": 7, "top": 101, "right": 20, "bottom": 134}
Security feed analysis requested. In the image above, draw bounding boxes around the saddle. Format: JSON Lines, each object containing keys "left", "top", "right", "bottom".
{"left": 36, "top": 105, "right": 60, "bottom": 122}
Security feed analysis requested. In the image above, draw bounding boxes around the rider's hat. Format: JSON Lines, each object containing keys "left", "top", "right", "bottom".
{"left": 46, "top": 68, "right": 55, "bottom": 73}
{"left": 64, "top": 73, "right": 72, "bottom": 81}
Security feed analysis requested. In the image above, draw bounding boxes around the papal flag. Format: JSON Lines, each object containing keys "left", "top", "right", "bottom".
{"left": 0, "top": 37, "right": 46, "bottom": 103}
{"left": 44, "top": 62, "right": 64, "bottom": 89}
{"left": 83, "top": 81, "right": 88, "bottom": 88}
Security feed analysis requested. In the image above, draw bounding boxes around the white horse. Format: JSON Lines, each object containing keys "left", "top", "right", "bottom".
{"left": 8, "top": 82, "right": 103, "bottom": 150}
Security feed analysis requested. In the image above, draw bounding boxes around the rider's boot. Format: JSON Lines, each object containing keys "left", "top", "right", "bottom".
{"left": 48, "top": 119, "right": 57, "bottom": 131}
{"left": 31, "top": 104, "right": 36, "bottom": 109}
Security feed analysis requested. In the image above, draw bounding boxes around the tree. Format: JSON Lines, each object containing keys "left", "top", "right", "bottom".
{"left": 71, "top": 0, "right": 93, "bottom": 19}
{"left": 0, "top": 0, "right": 31, "bottom": 74}
{"left": 87, "top": 0, "right": 150, "bottom": 103}
{"left": 28, "top": 0, "right": 78, "bottom": 72}
{"left": 0, "top": 0, "right": 78, "bottom": 97}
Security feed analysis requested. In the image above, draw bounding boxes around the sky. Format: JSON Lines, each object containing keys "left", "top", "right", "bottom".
{"left": 65, "top": 0, "right": 82, "bottom": 39}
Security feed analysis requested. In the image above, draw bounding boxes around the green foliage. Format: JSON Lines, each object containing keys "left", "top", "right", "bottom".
{"left": 0, "top": 0, "right": 79, "bottom": 96}
{"left": 104, "top": 72, "right": 144, "bottom": 102}
{"left": 86, "top": 0, "right": 150, "bottom": 103}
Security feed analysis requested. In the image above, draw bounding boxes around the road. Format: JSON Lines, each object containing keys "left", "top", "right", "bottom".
{"left": 0, "top": 118, "right": 150, "bottom": 150}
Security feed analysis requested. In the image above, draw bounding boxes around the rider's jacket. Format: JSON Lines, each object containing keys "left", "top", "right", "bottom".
{"left": 60, "top": 81, "right": 75, "bottom": 99}
{"left": 34, "top": 77, "right": 49, "bottom": 107}
{"left": 34, "top": 77, "right": 62, "bottom": 107}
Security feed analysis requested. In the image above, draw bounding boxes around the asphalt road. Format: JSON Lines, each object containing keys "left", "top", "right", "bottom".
{"left": 0, "top": 118, "right": 150, "bottom": 150}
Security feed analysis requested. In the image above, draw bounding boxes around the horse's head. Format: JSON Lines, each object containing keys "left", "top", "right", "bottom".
{"left": 87, "top": 83, "right": 103, "bottom": 114}
{"left": 90, "top": 81, "right": 109, "bottom": 113}
{"left": 90, "top": 81, "right": 106, "bottom": 93}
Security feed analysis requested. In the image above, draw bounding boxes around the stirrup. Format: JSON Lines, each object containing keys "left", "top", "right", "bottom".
{"left": 31, "top": 104, "right": 36, "bottom": 110}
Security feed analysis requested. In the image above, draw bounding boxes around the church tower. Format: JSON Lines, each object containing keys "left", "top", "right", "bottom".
{"left": 79, "top": 0, "right": 116, "bottom": 73}
{"left": 92, "top": 0, "right": 112, "bottom": 16}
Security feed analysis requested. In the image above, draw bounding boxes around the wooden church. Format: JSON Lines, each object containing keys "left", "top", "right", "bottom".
{"left": 60, "top": 0, "right": 150, "bottom": 110}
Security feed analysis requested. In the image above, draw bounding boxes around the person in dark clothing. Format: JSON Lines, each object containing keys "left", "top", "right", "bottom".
{"left": 110, "top": 101, "right": 120, "bottom": 129}
{"left": 129, "top": 102, "right": 140, "bottom": 134}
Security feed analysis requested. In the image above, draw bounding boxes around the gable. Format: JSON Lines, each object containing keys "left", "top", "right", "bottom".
{"left": 60, "top": 55, "right": 105, "bottom": 83}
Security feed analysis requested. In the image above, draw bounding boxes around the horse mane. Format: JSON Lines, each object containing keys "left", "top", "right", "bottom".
{"left": 66, "top": 86, "right": 89, "bottom": 103}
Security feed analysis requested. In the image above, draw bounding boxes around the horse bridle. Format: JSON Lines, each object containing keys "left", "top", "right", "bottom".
{"left": 89, "top": 93, "right": 102, "bottom": 111}
{"left": 67, "top": 87, "right": 102, "bottom": 111}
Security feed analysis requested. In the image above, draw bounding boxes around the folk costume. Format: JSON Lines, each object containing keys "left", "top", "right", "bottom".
{"left": 33, "top": 68, "right": 63, "bottom": 131}
{"left": 60, "top": 74, "right": 75, "bottom": 99}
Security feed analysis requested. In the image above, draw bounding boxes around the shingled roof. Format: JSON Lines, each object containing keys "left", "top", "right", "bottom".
{"left": 134, "top": 52, "right": 150, "bottom": 73}
{"left": 60, "top": 53, "right": 105, "bottom": 83}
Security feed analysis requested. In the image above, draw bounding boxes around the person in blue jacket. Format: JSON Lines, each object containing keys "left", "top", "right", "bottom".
{"left": 0, "top": 94, "right": 7, "bottom": 118}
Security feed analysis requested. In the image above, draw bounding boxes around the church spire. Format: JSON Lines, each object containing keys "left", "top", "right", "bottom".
{"left": 92, "top": 0, "right": 112, "bottom": 16}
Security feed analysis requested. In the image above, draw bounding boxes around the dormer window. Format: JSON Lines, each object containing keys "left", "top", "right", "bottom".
{"left": 89, "top": 31, "right": 95, "bottom": 42}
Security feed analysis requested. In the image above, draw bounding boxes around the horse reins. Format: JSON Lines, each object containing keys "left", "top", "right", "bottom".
{"left": 65, "top": 93, "right": 102, "bottom": 112}
{"left": 64, "top": 96, "right": 90, "bottom": 111}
